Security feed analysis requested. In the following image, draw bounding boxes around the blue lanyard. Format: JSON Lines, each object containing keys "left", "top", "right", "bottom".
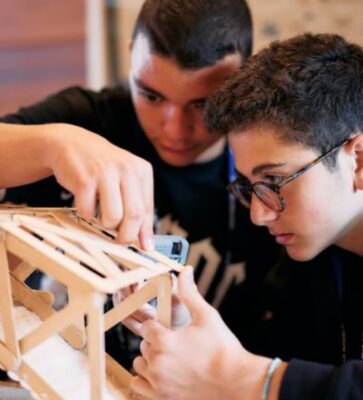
{"left": 228, "top": 147, "right": 237, "bottom": 231}
{"left": 332, "top": 250, "right": 348, "bottom": 362}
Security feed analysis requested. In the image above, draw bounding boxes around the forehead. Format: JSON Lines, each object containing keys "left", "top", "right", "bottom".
{"left": 130, "top": 34, "right": 241, "bottom": 103}
{"left": 228, "top": 127, "right": 315, "bottom": 176}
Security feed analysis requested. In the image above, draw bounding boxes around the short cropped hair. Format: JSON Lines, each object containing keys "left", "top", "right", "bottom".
{"left": 132, "top": 0, "right": 252, "bottom": 69}
{"left": 205, "top": 33, "right": 363, "bottom": 167}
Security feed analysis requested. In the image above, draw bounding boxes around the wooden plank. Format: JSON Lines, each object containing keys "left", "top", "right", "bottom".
{"left": 12, "top": 261, "right": 36, "bottom": 282}
{"left": 25, "top": 224, "right": 110, "bottom": 277}
{"left": 81, "top": 242, "right": 122, "bottom": 278}
{"left": 14, "top": 215, "right": 171, "bottom": 274}
{"left": 86, "top": 293, "right": 106, "bottom": 400}
{"left": 0, "top": 240, "right": 20, "bottom": 363}
{"left": 68, "top": 288, "right": 86, "bottom": 346}
{"left": 0, "top": 341, "right": 18, "bottom": 371}
{"left": 105, "top": 283, "right": 157, "bottom": 332}
{"left": 0, "top": 0, "right": 85, "bottom": 48}
{"left": 154, "top": 274, "right": 172, "bottom": 328}
{"left": 3, "top": 224, "right": 105, "bottom": 292}
{"left": 19, "top": 292, "right": 92, "bottom": 354}
{"left": 11, "top": 274, "right": 86, "bottom": 349}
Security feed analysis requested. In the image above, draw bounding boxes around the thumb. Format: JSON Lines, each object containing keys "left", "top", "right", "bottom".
{"left": 178, "top": 266, "right": 211, "bottom": 323}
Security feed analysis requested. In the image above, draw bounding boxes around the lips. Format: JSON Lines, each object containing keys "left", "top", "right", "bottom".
{"left": 159, "top": 143, "right": 195, "bottom": 154}
{"left": 273, "top": 233, "right": 294, "bottom": 245}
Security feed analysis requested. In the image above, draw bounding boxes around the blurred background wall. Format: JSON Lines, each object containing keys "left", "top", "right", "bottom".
{"left": 0, "top": 0, "right": 86, "bottom": 115}
{"left": 1, "top": 0, "right": 363, "bottom": 115}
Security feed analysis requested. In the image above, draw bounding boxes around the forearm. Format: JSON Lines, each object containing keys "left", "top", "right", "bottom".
{"left": 0, "top": 122, "right": 62, "bottom": 187}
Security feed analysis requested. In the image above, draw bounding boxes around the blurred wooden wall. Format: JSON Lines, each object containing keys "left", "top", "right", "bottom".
{"left": 0, "top": 0, "right": 86, "bottom": 115}
{"left": 252, "top": 0, "right": 363, "bottom": 52}
{"left": 115, "top": 0, "right": 363, "bottom": 81}
{"left": 1, "top": 0, "right": 363, "bottom": 115}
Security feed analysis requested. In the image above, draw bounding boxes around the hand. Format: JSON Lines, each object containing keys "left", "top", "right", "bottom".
{"left": 130, "top": 267, "right": 277, "bottom": 400}
{"left": 114, "top": 274, "right": 191, "bottom": 333}
{"left": 46, "top": 124, "right": 155, "bottom": 249}
{"left": 0, "top": 122, "right": 154, "bottom": 249}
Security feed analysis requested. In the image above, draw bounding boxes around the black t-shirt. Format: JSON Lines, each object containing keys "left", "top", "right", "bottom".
{"left": 258, "top": 247, "right": 363, "bottom": 400}
{"left": 0, "top": 85, "right": 280, "bottom": 344}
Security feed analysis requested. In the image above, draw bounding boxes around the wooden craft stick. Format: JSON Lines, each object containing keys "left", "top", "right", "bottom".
{"left": 13, "top": 215, "right": 175, "bottom": 273}
{"left": 11, "top": 260, "right": 36, "bottom": 282}
{"left": 0, "top": 239, "right": 20, "bottom": 363}
{"left": 0, "top": 342, "right": 18, "bottom": 371}
{"left": 11, "top": 274, "right": 86, "bottom": 349}
{"left": 68, "top": 287, "right": 86, "bottom": 345}
{"left": 23, "top": 223, "right": 111, "bottom": 277}
{"left": 3, "top": 224, "right": 105, "bottom": 291}
{"left": 19, "top": 292, "right": 93, "bottom": 354}
{"left": 105, "top": 283, "right": 157, "bottom": 331}
{"left": 87, "top": 292, "right": 106, "bottom": 400}
{"left": 81, "top": 242, "right": 122, "bottom": 278}
{"left": 154, "top": 274, "right": 172, "bottom": 328}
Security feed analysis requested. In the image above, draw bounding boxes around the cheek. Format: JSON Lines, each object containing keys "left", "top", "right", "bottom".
{"left": 133, "top": 99, "right": 163, "bottom": 135}
{"left": 286, "top": 177, "right": 343, "bottom": 235}
{"left": 192, "top": 110, "right": 222, "bottom": 144}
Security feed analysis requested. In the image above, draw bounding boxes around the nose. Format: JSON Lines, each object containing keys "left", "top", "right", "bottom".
{"left": 163, "top": 104, "right": 192, "bottom": 139}
{"left": 250, "top": 194, "right": 279, "bottom": 226}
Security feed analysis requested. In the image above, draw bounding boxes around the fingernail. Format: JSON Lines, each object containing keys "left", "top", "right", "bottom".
{"left": 144, "top": 238, "right": 155, "bottom": 251}
{"left": 184, "top": 266, "right": 194, "bottom": 283}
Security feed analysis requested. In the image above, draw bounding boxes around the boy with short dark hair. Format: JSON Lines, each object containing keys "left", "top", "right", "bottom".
{"left": 131, "top": 33, "right": 363, "bottom": 400}
{"left": 0, "top": 0, "right": 279, "bottom": 367}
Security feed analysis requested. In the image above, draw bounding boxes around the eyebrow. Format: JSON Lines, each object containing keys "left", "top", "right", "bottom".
{"left": 134, "top": 78, "right": 165, "bottom": 99}
{"left": 252, "top": 162, "right": 286, "bottom": 176}
{"left": 134, "top": 77, "right": 207, "bottom": 105}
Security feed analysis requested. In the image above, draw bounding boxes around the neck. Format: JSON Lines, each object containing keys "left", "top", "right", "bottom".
{"left": 335, "top": 213, "right": 363, "bottom": 256}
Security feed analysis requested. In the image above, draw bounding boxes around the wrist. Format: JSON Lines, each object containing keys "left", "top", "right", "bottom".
{"left": 39, "top": 123, "right": 71, "bottom": 171}
{"left": 225, "top": 353, "right": 287, "bottom": 400}
{"left": 265, "top": 360, "right": 288, "bottom": 400}
{"left": 224, "top": 352, "right": 271, "bottom": 400}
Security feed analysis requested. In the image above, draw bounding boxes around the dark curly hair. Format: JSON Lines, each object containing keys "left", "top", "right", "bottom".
{"left": 205, "top": 33, "right": 363, "bottom": 167}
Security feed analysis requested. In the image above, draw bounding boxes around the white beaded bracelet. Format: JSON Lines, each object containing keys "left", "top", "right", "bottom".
{"left": 261, "top": 357, "right": 282, "bottom": 400}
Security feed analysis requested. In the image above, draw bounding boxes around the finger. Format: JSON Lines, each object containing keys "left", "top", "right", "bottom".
{"left": 130, "top": 375, "right": 156, "bottom": 399}
{"left": 122, "top": 316, "right": 142, "bottom": 335}
{"left": 138, "top": 163, "right": 155, "bottom": 251}
{"left": 122, "top": 304, "right": 157, "bottom": 334}
{"left": 140, "top": 339, "right": 155, "bottom": 362}
{"left": 117, "top": 171, "right": 144, "bottom": 243}
{"left": 133, "top": 356, "right": 149, "bottom": 378}
{"left": 140, "top": 319, "right": 168, "bottom": 344}
{"left": 74, "top": 182, "right": 97, "bottom": 219}
{"left": 113, "top": 283, "right": 140, "bottom": 305}
{"left": 128, "top": 306, "right": 157, "bottom": 323}
{"left": 98, "top": 172, "right": 123, "bottom": 229}
{"left": 178, "top": 266, "right": 213, "bottom": 324}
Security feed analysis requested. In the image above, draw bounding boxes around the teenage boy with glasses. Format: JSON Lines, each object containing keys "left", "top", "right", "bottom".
{"left": 129, "top": 33, "right": 363, "bottom": 400}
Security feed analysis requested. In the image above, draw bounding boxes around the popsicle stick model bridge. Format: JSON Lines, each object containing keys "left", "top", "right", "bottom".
{"left": 0, "top": 207, "right": 186, "bottom": 399}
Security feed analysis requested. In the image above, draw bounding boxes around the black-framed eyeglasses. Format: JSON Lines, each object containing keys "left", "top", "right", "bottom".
{"left": 228, "top": 138, "right": 351, "bottom": 212}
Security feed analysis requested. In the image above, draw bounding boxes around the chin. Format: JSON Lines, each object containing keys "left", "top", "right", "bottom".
{"left": 285, "top": 245, "right": 322, "bottom": 262}
{"left": 158, "top": 152, "right": 196, "bottom": 167}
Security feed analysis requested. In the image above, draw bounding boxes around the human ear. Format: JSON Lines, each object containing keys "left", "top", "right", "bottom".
{"left": 348, "top": 134, "right": 363, "bottom": 190}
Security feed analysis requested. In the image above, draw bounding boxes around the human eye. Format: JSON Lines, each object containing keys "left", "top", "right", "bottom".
{"left": 139, "top": 89, "right": 163, "bottom": 104}
{"left": 191, "top": 99, "right": 206, "bottom": 110}
{"left": 263, "top": 175, "right": 284, "bottom": 185}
